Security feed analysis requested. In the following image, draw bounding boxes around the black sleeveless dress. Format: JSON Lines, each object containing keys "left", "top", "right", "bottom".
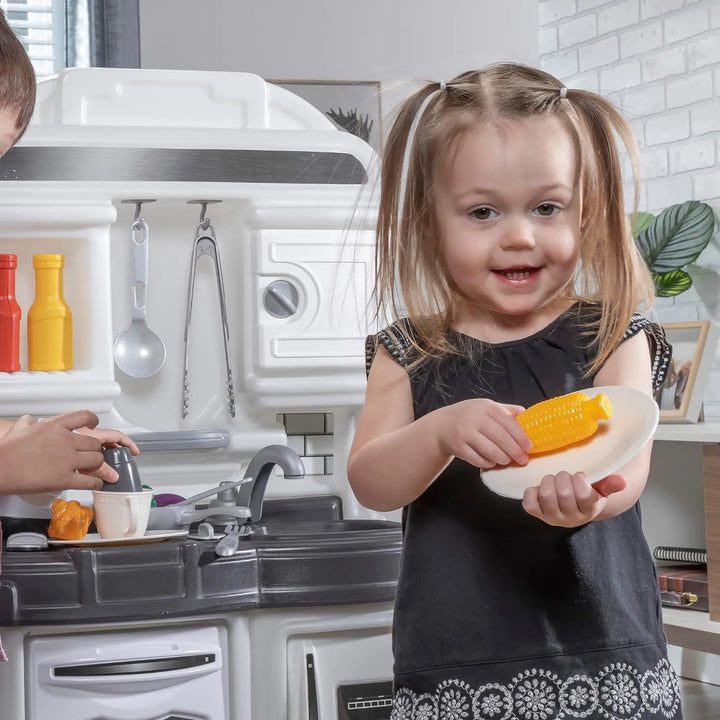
{"left": 366, "top": 303, "right": 682, "bottom": 720}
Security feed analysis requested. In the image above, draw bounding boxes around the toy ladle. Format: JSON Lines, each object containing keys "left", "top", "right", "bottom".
{"left": 113, "top": 200, "right": 166, "bottom": 378}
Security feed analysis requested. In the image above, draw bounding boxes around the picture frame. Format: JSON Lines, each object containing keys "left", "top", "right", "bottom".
{"left": 269, "top": 79, "right": 383, "bottom": 154}
{"left": 656, "top": 320, "right": 719, "bottom": 423}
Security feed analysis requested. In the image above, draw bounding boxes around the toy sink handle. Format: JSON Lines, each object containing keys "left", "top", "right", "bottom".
{"left": 175, "top": 475, "right": 252, "bottom": 507}
{"left": 147, "top": 503, "right": 251, "bottom": 532}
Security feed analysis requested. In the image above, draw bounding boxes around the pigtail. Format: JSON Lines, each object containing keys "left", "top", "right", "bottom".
{"left": 374, "top": 89, "right": 423, "bottom": 325}
{"left": 564, "top": 90, "right": 655, "bottom": 372}
{"left": 374, "top": 83, "right": 452, "bottom": 358}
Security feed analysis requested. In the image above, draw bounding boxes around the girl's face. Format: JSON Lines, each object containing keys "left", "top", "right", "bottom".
{"left": 433, "top": 115, "right": 582, "bottom": 332}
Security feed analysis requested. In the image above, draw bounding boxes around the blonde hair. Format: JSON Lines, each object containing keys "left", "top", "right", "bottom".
{"left": 0, "top": 9, "right": 36, "bottom": 141}
{"left": 375, "top": 63, "right": 654, "bottom": 374}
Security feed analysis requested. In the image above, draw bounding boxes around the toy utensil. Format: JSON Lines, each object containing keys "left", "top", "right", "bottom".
{"left": 114, "top": 200, "right": 166, "bottom": 378}
{"left": 182, "top": 200, "right": 235, "bottom": 418}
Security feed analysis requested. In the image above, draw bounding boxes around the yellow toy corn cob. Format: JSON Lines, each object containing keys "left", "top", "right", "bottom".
{"left": 517, "top": 391, "right": 612, "bottom": 454}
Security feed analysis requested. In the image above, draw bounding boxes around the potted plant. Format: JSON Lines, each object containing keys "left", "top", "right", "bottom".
{"left": 633, "top": 200, "right": 717, "bottom": 298}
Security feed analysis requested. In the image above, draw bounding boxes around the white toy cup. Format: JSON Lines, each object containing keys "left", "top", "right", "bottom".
{"left": 92, "top": 490, "right": 153, "bottom": 539}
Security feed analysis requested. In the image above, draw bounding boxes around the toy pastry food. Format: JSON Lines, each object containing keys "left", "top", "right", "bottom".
{"left": 48, "top": 498, "right": 94, "bottom": 540}
{"left": 517, "top": 391, "right": 613, "bottom": 454}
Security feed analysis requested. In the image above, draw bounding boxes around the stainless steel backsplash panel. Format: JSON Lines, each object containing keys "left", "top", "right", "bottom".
{"left": 0, "top": 146, "right": 368, "bottom": 184}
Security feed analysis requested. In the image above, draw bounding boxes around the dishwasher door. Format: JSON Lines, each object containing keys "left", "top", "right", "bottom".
{"left": 287, "top": 629, "right": 394, "bottom": 720}
{"left": 26, "top": 624, "right": 228, "bottom": 720}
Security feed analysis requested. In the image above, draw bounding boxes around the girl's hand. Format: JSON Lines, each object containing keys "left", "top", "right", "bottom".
{"left": 438, "top": 398, "right": 532, "bottom": 469}
{"left": 522, "top": 472, "right": 627, "bottom": 527}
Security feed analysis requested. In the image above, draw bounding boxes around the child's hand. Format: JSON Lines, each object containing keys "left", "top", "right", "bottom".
{"left": 438, "top": 398, "right": 532, "bottom": 469}
{"left": 74, "top": 427, "right": 139, "bottom": 455}
{"left": 73, "top": 426, "right": 140, "bottom": 485}
{"left": 522, "top": 472, "right": 627, "bottom": 527}
{"left": 0, "top": 410, "right": 108, "bottom": 494}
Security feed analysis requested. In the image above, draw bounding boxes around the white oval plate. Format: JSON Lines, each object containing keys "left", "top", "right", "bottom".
{"left": 481, "top": 385, "right": 659, "bottom": 500}
{"left": 48, "top": 529, "right": 189, "bottom": 547}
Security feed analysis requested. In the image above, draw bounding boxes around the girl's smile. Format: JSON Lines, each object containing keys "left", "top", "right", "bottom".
{"left": 434, "top": 115, "right": 582, "bottom": 339}
{"left": 492, "top": 266, "right": 541, "bottom": 283}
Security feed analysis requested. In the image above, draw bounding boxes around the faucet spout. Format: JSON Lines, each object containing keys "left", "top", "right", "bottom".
{"left": 236, "top": 444, "right": 305, "bottom": 523}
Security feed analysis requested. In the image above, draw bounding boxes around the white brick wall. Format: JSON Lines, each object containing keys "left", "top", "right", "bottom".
{"left": 539, "top": 0, "right": 720, "bottom": 418}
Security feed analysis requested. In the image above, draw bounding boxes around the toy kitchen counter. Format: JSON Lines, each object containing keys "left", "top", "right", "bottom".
{"left": 0, "top": 512, "right": 402, "bottom": 625}
{"left": 0, "top": 502, "right": 402, "bottom": 720}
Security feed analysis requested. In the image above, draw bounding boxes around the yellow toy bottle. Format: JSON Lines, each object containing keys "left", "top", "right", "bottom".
{"left": 28, "top": 253, "right": 73, "bottom": 370}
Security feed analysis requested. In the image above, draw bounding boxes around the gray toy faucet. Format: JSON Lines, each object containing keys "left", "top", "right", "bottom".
{"left": 236, "top": 444, "right": 305, "bottom": 523}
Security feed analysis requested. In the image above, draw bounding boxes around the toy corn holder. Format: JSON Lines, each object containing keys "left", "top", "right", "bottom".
{"left": 517, "top": 391, "right": 612, "bottom": 454}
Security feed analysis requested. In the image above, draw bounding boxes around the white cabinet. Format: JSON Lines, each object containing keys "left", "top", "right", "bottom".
{"left": 0, "top": 201, "right": 119, "bottom": 416}
{"left": 242, "top": 203, "right": 376, "bottom": 409}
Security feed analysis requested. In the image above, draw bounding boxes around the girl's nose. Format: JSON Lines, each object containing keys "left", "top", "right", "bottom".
{"left": 500, "top": 217, "right": 536, "bottom": 250}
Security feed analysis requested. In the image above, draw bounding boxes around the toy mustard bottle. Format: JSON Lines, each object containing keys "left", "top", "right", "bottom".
{"left": 28, "top": 253, "right": 73, "bottom": 370}
{"left": 0, "top": 253, "right": 21, "bottom": 372}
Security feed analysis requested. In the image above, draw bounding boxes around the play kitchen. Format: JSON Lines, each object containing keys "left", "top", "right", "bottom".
{"left": 0, "top": 68, "right": 400, "bottom": 720}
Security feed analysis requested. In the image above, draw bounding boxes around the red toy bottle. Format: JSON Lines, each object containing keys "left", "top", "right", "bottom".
{"left": 0, "top": 253, "right": 21, "bottom": 372}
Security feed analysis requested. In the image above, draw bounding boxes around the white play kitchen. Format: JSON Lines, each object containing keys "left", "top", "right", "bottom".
{"left": 0, "top": 68, "right": 401, "bottom": 720}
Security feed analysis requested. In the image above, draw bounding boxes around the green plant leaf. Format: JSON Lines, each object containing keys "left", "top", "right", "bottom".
{"left": 654, "top": 269, "right": 693, "bottom": 297}
{"left": 635, "top": 200, "right": 716, "bottom": 274}
{"left": 631, "top": 211, "right": 654, "bottom": 238}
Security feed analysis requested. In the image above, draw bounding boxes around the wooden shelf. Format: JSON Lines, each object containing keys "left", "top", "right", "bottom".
{"left": 663, "top": 607, "right": 720, "bottom": 655}
{"left": 654, "top": 422, "right": 720, "bottom": 443}
{"left": 663, "top": 608, "right": 720, "bottom": 635}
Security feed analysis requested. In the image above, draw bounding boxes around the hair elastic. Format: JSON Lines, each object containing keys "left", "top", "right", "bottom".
{"left": 397, "top": 83, "right": 445, "bottom": 224}
{"left": 559, "top": 86, "right": 568, "bottom": 99}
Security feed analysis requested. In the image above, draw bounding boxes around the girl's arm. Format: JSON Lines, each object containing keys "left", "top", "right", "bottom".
{"left": 521, "top": 331, "right": 654, "bottom": 525}
{"left": 347, "top": 346, "right": 530, "bottom": 511}
{"left": 590, "top": 330, "right": 654, "bottom": 519}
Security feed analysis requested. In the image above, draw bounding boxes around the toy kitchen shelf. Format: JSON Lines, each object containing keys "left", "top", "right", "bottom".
{"left": 654, "top": 422, "right": 720, "bottom": 442}
{"left": 662, "top": 607, "right": 720, "bottom": 656}
{"left": 653, "top": 423, "right": 720, "bottom": 656}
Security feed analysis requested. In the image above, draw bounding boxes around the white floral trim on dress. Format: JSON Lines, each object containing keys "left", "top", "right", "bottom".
{"left": 391, "top": 658, "right": 681, "bottom": 720}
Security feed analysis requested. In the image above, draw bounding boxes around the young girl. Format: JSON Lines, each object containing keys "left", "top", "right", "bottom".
{"left": 347, "top": 63, "right": 680, "bottom": 720}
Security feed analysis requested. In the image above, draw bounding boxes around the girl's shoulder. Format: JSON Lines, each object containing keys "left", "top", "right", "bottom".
{"left": 622, "top": 312, "right": 672, "bottom": 392}
{"left": 365, "top": 318, "right": 416, "bottom": 376}
{"left": 572, "top": 302, "right": 671, "bottom": 391}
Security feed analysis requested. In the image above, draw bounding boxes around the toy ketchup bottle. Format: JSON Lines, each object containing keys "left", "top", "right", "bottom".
{"left": 0, "top": 254, "right": 21, "bottom": 372}
{"left": 28, "top": 253, "right": 73, "bottom": 370}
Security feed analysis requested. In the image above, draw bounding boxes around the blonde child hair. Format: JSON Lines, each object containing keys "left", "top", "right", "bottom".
{"left": 374, "top": 63, "right": 654, "bottom": 373}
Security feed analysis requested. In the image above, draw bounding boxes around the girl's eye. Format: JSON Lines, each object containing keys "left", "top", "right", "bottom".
{"left": 535, "top": 203, "right": 559, "bottom": 217}
{"left": 471, "top": 206, "right": 498, "bottom": 221}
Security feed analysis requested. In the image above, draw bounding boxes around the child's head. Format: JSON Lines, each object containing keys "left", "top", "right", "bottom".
{"left": 0, "top": 10, "right": 36, "bottom": 153}
{"left": 375, "top": 63, "right": 653, "bottom": 366}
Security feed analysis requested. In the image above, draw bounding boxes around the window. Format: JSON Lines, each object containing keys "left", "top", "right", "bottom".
{"left": 2, "top": 0, "right": 139, "bottom": 77}
{"left": 1, "top": 0, "right": 65, "bottom": 77}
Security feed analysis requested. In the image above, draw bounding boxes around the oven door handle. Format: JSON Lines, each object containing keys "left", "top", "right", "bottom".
{"left": 41, "top": 651, "right": 222, "bottom": 692}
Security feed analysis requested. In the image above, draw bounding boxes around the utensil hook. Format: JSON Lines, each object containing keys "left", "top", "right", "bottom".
{"left": 121, "top": 199, "right": 157, "bottom": 228}
{"left": 188, "top": 199, "right": 221, "bottom": 233}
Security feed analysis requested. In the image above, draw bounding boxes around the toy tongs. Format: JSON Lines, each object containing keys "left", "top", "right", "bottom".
{"left": 182, "top": 201, "right": 236, "bottom": 419}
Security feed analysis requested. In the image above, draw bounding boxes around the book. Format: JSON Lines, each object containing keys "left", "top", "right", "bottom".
{"left": 652, "top": 546, "right": 707, "bottom": 565}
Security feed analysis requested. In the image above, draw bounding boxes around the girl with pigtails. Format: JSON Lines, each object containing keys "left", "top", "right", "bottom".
{"left": 348, "top": 63, "right": 680, "bottom": 720}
